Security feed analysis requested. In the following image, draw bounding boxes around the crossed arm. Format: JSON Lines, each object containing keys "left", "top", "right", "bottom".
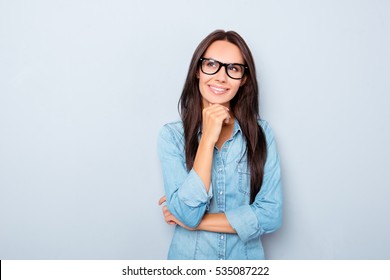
{"left": 159, "top": 195, "right": 236, "bottom": 233}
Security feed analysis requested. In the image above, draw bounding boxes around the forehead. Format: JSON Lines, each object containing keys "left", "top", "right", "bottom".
{"left": 203, "top": 40, "right": 244, "bottom": 64}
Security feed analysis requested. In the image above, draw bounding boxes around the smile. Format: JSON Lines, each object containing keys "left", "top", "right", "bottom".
{"left": 209, "top": 85, "right": 228, "bottom": 95}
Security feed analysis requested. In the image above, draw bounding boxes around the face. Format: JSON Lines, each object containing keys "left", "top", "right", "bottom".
{"left": 198, "top": 40, "right": 246, "bottom": 108}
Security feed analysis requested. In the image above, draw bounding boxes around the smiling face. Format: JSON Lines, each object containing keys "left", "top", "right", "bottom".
{"left": 198, "top": 40, "right": 246, "bottom": 109}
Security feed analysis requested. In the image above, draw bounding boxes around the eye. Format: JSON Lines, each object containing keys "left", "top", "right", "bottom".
{"left": 206, "top": 60, "right": 218, "bottom": 68}
{"left": 228, "top": 64, "right": 240, "bottom": 72}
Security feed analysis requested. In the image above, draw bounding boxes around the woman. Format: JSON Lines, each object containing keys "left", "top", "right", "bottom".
{"left": 158, "top": 30, "right": 282, "bottom": 260}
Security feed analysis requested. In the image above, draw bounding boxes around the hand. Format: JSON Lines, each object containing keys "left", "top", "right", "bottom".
{"left": 201, "top": 103, "right": 231, "bottom": 146}
{"left": 158, "top": 195, "right": 176, "bottom": 225}
{"left": 158, "top": 195, "right": 195, "bottom": 230}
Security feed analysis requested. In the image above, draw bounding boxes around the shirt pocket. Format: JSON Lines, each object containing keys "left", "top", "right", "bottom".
{"left": 237, "top": 160, "right": 251, "bottom": 197}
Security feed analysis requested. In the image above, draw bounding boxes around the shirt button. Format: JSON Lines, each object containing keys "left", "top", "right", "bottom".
{"left": 219, "top": 191, "right": 223, "bottom": 195}
{"left": 220, "top": 235, "right": 224, "bottom": 240}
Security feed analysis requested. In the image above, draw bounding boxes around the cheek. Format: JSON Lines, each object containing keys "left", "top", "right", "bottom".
{"left": 231, "top": 82, "right": 242, "bottom": 94}
{"left": 198, "top": 72, "right": 210, "bottom": 84}
{"left": 198, "top": 76, "right": 211, "bottom": 93}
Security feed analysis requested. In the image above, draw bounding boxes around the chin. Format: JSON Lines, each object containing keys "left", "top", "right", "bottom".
{"left": 203, "top": 98, "right": 231, "bottom": 107}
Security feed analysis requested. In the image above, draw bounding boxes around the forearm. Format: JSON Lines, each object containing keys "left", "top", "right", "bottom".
{"left": 193, "top": 104, "right": 230, "bottom": 191}
{"left": 196, "top": 213, "right": 236, "bottom": 234}
{"left": 193, "top": 137, "right": 214, "bottom": 192}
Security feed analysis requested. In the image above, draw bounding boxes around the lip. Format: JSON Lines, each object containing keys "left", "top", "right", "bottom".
{"left": 208, "top": 85, "right": 229, "bottom": 95}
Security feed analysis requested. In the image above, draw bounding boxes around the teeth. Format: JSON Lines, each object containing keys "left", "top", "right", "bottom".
{"left": 210, "top": 86, "right": 227, "bottom": 93}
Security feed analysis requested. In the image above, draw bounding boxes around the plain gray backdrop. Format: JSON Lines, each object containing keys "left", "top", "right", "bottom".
{"left": 1, "top": 0, "right": 389, "bottom": 259}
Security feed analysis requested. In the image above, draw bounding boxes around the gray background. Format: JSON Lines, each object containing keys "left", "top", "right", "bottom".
{"left": 1, "top": 0, "right": 389, "bottom": 259}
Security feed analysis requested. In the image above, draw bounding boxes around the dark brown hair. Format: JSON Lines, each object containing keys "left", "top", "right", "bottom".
{"left": 178, "top": 30, "right": 267, "bottom": 204}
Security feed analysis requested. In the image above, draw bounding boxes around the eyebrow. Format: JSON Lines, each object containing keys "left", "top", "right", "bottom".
{"left": 204, "top": 57, "right": 246, "bottom": 65}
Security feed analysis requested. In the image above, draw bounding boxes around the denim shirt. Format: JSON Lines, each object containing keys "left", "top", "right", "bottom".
{"left": 157, "top": 119, "right": 282, "bottom": 260}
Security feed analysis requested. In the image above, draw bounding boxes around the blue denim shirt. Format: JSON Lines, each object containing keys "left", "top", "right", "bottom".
{"left": 158, "top": 119, "right": 282, "bottom": 260}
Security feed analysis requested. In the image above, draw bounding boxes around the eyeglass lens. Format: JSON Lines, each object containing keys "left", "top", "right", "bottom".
{"left": 201, "top": 59, "right": 245, "bottom": 79}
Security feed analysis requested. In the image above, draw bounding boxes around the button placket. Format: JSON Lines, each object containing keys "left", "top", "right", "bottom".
{"left": 217, "top": 142, "right": 229, "bottom": 260}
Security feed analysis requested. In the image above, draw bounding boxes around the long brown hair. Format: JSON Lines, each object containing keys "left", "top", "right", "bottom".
{"left": 178, "top": 30, "right": 267, "bottom": 204}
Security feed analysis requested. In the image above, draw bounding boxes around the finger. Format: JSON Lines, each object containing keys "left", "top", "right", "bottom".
{"left": 158, "top": 195, "right": 167, "bottom": 205}
{"left": 203, "top": 108, "right": 230, "bottom": 120}
{"left": 207, "top": 103, "right": 229, "bottom": 111}
{"left": 164, "top": 212, "right": 177, "bottom": 225}
{"left": 162, "top": 207, "right": 179, "bottom": 225}
{"left": 212, "top": 110, "right": 231, "bottom": 122}
{"left": 204, "top": 106, "right": 230, "bottom": 118}
{"left": 163, "top": 206, "right": 174, "bottom": 220}
{"left": 164, "top": 213, "right": 173, "bottom": 223}
{"left": 224, "top": 114, "right": 231, "bottom": 124}
{"left": 162, "top": 205, "right": 169, "bottom": 215}
{"left": 205, "top": 103, "right": 229, "bottom": 111}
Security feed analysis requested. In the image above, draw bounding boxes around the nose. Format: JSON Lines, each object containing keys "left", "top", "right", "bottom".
{"left": 214, "top": 65, "right": 228, "bottom": 82}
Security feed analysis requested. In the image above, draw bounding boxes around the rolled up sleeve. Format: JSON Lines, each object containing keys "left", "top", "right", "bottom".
{"left": 158, "top": 124, "right": 213, "bottom": 228}
{"left": 225, "top": 121, "right": 283, "bottom": 242}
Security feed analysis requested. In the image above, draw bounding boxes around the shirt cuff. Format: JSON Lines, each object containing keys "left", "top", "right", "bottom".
{"left": 177, "top": 169, "right": 213, "bottom": 207}
{"left": 225, "top": 205, "right": 264, "bottom": 243}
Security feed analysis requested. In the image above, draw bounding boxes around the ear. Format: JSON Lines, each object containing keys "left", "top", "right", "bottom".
{"left": 240, "top": 75, "right": 247, "bottom": 86}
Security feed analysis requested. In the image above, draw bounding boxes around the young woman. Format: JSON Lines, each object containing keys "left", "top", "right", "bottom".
{"left": 158, "top": 30, "right": 282, "bottom": 260}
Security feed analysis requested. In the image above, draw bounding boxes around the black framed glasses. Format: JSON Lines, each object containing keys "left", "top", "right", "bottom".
{"left": 199, "top": 58, "right": 247, "bottom": 80}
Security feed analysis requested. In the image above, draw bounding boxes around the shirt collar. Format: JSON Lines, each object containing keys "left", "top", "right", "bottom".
{"left": 232, "top": 117, "right": 242, "bottom": 138}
